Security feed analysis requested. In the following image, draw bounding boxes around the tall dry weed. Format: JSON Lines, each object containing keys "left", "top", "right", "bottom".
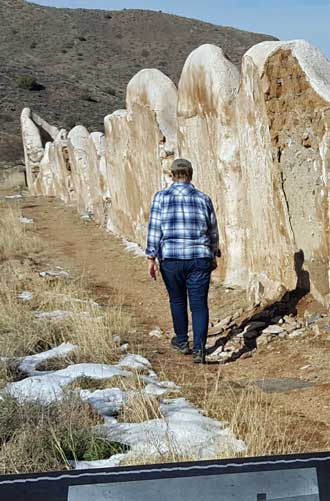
{"left": 0, "top": 206, "right": 40, "bottom": 260}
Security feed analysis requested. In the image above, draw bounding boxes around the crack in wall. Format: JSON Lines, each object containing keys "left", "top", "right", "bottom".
{"left": 279, "top": 169, "right": 296, "bottom": 248}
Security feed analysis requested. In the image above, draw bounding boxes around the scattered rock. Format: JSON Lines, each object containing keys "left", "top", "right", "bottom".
{"left": 282, "top": 323, "right": 299, "bottom": 333}
{"left": 240, "top": 350, "right": 254, "bottom": 360}
{"left": 243, "top": 321, "right": 266, "bottom": 334}
{"left": 288, "top": 329, "right": 306, "bottom": 338}
{"left": 311, "top": 325, "right": 321, "bottom": 336}
{"left": 258, "top": 334, "right": 276, "bottom": 346}
{"left": 306, "top": 314, "right": 323, "bottom": 325}
{"left": 209, "top": 315, "right": 232, "bottom": 333}
{"left": 149, "top": 327, "right": 163, "bottom": 339}
{"left": 262, "top": 325, "right": 285, "bottom": 335}
{"left": 283, "top": 315, "right": 297, "bottom": 325}
{"left": 225, "top": 339, "right": 243, "bottom": 351}
{"left": 119, "top": 343, "right": 129, "bottom": 352}
{"left": 231, "top": 309, "right": 243, "bottom": 321}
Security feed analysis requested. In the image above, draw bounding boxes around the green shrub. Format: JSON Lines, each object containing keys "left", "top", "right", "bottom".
{"left": 0, "top": 395, "right": 127, "bottom": 473}
{"left": 17, "top": 75, "right": 38, "bottom": 91}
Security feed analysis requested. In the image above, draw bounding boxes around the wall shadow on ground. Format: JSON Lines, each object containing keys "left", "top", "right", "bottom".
{"left": 206, "top": 250, "right": 310, "bottom": 364}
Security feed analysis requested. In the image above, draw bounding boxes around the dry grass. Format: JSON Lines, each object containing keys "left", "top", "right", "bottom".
{"left": 0, "top": 259, "right": 132, "bottom": 367}
{"left": 68, "top": 373, "right": 147, "bottom": 392}
{"left": 0, "top": 199, "right": 313, "bottom": 472}
{"left": 201, "top": 371, "right": 311, "bottom": 458}
{"left": 121, "top": 375, "right": 162, "bottom": 423}
{"left": 0, "top": 206, "right": 41, "bottom": 261}
{"left": 0, "top": 261, "right": 55, "bottom": 361}
{"left": 0, "top": 394, "right": 126, "bottom": 474}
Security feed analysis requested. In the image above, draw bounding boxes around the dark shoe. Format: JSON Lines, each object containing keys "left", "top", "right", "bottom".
{"left": 192, "top": 350, "right": 205, "bottom": 364}
{"left": 170, "top": 337, "right": 190, "bottom": 355}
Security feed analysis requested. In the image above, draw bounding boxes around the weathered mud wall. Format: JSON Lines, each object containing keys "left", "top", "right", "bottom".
{"left": 243, "top": 40, "right": 330, "bottom": 305}
{"left": 237, "top": 51, "right": 296, "bottom": 303}
{"left": 87, "top": 132, "right": 110, "bottom": 227}
{"left": 21, "top": 39, "right": 330, "bottom": 307}
{"left": 177, "top": 44, "right": 245, "bottom": 287}
{"left": 20, "top": 108, "right": 59, "bottom": 194}
{"left": 104, "top": 69, "right": 177, "bottom": 247}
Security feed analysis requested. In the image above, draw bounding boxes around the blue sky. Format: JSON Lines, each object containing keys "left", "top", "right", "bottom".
{"left": 31, "top": 0, "right": 330, "bottom": 56}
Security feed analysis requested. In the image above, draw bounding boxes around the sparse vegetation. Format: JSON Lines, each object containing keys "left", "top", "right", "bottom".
{"left": 0, "top": 198, "right": 320, "bottom": 474}
{"left": 0, "top": 206, "right": 41, "bottom": 262}
{"left": 16, "top": 75, "right": 38, "bottom": 91}
{"left": 0, "top": 201, "right": 140, "bottom": 473}
{"left": 0, "top": 395, "right": 126, "bottom": 474}
{"left": 1, "top": 1, "right": 276, "bottom": 164}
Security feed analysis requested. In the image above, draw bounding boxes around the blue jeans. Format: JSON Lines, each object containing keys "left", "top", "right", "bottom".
{"left": 160, "top": 258, "right": 212, "bottom": 352}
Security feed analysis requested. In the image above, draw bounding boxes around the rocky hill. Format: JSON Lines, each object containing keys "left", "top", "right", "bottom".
{"left": 0, "top": 0, "right": 277, "bottom": 165}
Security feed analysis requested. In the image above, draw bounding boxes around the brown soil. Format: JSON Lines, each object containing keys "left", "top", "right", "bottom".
{"left": 9, "top": 192, "right": 330, "bottom": 454}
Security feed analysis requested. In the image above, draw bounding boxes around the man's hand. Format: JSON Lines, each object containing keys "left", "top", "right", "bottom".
{"left": 211, "top": 257, "right": 218, "bottom": 271}
{"left": 148, "top": 259, "right": 158, "bottom": 280}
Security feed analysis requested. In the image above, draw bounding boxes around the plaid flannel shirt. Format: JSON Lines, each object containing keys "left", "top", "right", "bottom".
{"left": 146, "top": 182, "right": 220, "bottom": 260}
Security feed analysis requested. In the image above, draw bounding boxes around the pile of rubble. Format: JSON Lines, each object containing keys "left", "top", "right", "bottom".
{"left": 206, "top": 305, "right": 329, "bottom": 364}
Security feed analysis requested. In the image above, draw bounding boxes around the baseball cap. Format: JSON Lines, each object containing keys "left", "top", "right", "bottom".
{"left": 170, "top": 158, "right": 193, "bottom": 175}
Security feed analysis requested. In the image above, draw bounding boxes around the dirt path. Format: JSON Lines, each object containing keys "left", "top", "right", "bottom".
{"left": 17, "top": 194, "right": 330, "bottom": 454}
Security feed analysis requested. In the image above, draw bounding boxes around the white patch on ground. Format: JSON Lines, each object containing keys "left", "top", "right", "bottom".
{"left": 144, "top": 381, "right": 180, "bottom": 396}
{"left": 75, "top": 455, "right": 127, "bottom": 469}
{"left": 18, "top": 291, "right": 33, "bottom": 301}
{"left": 3, "top": 342, "right": 245, "bottom": 466}
{"left": 39, "top": 270, "right": 70, "bottom": 279}
{"left": 80, "top": 388, "right": 127, "bottom": 416}
{"left": 46, "top": 293, "right": 100, "bottom": 308}
{"left": 19, "top": 216, "right": 33, "bottom": 224}
{"left": 4, "top": 194, "right": 23, "bottom": 199}
{"left": 75, "top": 398, "right": 245, "bottom": 469}
{"left": 80, "top": 214, "right": 93, "bottom": 221}
{"left": 17, "top": 343, "right": 77, "bottom": 376}
{"left": 34, "top": 310, "right": 89, "bottom": 320}
{"left": 117, "top": 354, "right": 152, "bottom": 370}
{"left": 123, "top": 239, "right": 146, "bottom": 258}
{"left": 5, "top": 363, "right": 132, "bottom": 404}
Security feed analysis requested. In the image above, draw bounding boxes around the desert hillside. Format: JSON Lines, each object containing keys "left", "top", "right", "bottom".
{"left": 0, "top": 0, "right": 277, "bottom": 164}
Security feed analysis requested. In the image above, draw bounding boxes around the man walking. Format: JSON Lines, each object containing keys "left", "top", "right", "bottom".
{"left": 146, "top": 159, "right": 220, "bottom": 364}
